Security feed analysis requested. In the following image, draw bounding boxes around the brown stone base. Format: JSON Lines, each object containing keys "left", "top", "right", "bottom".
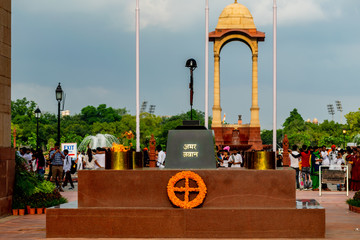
{"left": 46, "top": 169, "right": 325, "bottom": 238}
{"left": 46, "top": 207, "right": 325, "bottom": 238}
{"left": 0, "top": 147, "right": 15, "bottom": 217}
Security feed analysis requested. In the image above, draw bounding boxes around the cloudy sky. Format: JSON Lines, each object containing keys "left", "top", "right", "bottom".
{"left": 11, "top": 0, "right": 360, "bottom": 129}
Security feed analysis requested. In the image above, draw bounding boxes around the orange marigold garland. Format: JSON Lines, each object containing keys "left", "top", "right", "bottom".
{"left": 167, "top": 171, "right": 207, "bottom": 209}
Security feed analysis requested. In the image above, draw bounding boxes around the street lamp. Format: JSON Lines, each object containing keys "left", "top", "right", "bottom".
{"left": 34, "top": 107, "right": 41, "bottom": 150}
{"left": 343, "top": 129, "right": 347, "bottom": 148}
{"left": 185, "top": 58, "right": 197, "bottom": 120}
{"left": 55, "top": 83, "right": 63, "bottom": 144}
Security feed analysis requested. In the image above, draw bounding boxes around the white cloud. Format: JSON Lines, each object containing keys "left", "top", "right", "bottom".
{"left": 247, "top": 0, "right": 341, "bottom": 27}
{"left": 15, "top": 0, "right": 345, "bottom": 31}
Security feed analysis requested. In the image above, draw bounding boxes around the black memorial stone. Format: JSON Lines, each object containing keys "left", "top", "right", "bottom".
{"left": 165, "top": 121, "right": 216, "bottom": 169}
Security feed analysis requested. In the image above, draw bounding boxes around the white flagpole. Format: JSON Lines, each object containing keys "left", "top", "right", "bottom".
{"left": 205, "top": 0, "right": 209, "bottom": 129}
{"left": 136, "top": 0, "right": 140, "bottom": 152}
{"left": 273, "top": 0, "right": 277, "bottom": 153}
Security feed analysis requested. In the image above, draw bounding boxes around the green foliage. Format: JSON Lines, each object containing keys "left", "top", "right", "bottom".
{"left": 11, "top": 97, "right": 37, "bottom": 123}
{"left": 33, "top": 180, "right": 56, "bottom": 194}
{"left": 260, "top": 129, "right": 283, "bottom": 146}
{"left": 346, "top": 198, "right": 360, "bottom": 207}
{"left": 81, "top": 104, "right": 127, "bottom": 124}
{"left": 12, "top": 154, "right": 67, "bottom": 209}
{"left": 345, "top": 109, "right": 360, "bottom": 131}
{"left": 283, "top": 108, "right": 304, "bottom": 129}
{"left": 277, "top": 108, "right": 349, "bottom": 147}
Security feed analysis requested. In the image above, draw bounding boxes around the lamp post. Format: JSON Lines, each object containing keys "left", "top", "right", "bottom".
{"left": 185, "top": 58, "right": 197, "bottom": 120}
{"left": 55, "top": 83, "right": 63, "bottom": 144}
{"left": 34, "top": 107, "right": 41, "bottom": 150}
{"left": 343, "top": 129, "right": 347, "bottom": 148}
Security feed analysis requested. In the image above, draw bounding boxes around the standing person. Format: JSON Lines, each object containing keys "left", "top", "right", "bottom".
{"left": 156, "top": 145, "right": 166, "bottom": 168}
{"left": 83, "top": 148, "right": 96, "bottom": 170}
{"left": 328, "top": 144, "right": 338, "bottom": 167}
{"left": 290, "top": 145, "right": 301, "bottom": 189}
{"left": 229, "top": 151, "right": 242, "bottom": 168}
{"left": 76, "top": 151, "right": 83, "bottom": 171}
{"left": 50, "top": 143, "right": 65, "bottom": 192}
{"left": 62, "top": 150, "right": 75, "bottom": 190}
{"left": 345, "top": 147, "right": 353, "bottom": 188}
{"left": 94, "top": 147, "right": 105, "bottom": 169}
{"left": 276, "top": 149, "right": 283, "bottom": 168}
{"left": 320, "top": 146, "right": 331, "bottom": 191}
{"left": 36, "top": 149, "right": 46, "bottom": 180}
{"left": 23, "top": 148, "right": 33, "bottom": 172}
{"left": 320, "top": 146, "right": 329, "bottom": 166}
{"left": 18, "top": 147, "right": 30, "bottom": 170}
{"left": 350, "top": 149, "right": 360, "bottom": 191}
{"left": 216, "top": 149, "right": 224, "bottom": 168}
{"left": 143, "top": 148, "right": 150, "bottom": 167}
{"left": 300, "top": 145, "right": 312, "bottom": 190}
{"left": 310, "top": 146, "right": 321, "bottom": 191}
{"left": 47, "top": 148, "right": 55, "bottom": 181}
{"left": 221, "top": 150, "right": 230, "bottom": 168}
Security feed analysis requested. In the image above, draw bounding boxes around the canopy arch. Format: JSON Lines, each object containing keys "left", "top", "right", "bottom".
{"left": 209, "top": 1, "right": 265, "bottom": 150}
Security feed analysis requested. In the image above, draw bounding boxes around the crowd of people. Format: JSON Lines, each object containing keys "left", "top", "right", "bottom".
{"left": 17, "top": 143, "right": 108, "bottom": 192}
{"left": 17, "top": 142, "right": 360, "bottom": 193}
{"left": 288, "top": 144, "right": 360, "bottom": 191}
{"left": 216, "top": 146, "right": 243, "bottom": 168}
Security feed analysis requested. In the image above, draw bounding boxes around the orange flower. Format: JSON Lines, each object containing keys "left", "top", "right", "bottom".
{"left": 111, "top": 143, "right": 130, "bottom": 152}
{"left": 167, "top": 171, "right": 207, "bottom": 209}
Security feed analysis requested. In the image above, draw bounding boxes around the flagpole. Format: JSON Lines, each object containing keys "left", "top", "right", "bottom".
{"left": 136, "top": 0, "right": 140, "bottom": 152}
{"left": 273, "top": 0, "right": 277, "bottom": 153}
{"left": 205, "top": 0, "right": 209, "bottom": 129}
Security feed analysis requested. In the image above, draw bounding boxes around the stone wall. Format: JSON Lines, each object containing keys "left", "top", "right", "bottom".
{"left": 0, "top": 0, "right": 14, "bottom": 217}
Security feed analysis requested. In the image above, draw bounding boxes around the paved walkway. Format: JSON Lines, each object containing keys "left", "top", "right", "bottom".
{"left": 0, "top": 186, "right": 359, "bottom": 239}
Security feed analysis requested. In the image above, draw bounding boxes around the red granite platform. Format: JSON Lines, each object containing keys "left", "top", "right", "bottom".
{"left": 46, "top": 169, "right": 326, "bottom": 238}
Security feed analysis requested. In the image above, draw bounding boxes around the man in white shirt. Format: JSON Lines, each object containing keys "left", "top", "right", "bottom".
{"left": 156, "top": 145, "right": 166, "bottom": 169}
{"left": 328, "top": 145, "right": 338, "bottom": 166}
{"left": 321, "top": 146, "right": 329, "bottom": 166}
{"left": 62, "top": 150, "right": 75, "bottom": 190}
{"left": 290, "top": 145, "right": 301, "bottom": 189}
{"left": 23, "top": 148, "right": 34, "bottom": 172}
{"left": 229, "top": 151, "right": 242, "bottom": 168}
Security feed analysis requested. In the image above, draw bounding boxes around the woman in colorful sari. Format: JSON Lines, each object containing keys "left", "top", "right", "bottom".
{"left": 350, "top": 149, "right": 360, "bottom": 191}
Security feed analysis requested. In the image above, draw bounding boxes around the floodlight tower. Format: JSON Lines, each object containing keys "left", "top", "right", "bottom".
{"left": 140, "top": 101, "right": 148, "bottom": 114}
{"left": 327, "top": 104, "right": 335, "bottom": 121}
{"left": 335, "top": 100, "right": 343, "bottom": 124}
{"left": 149, "top": 105, "right": 156, "bottom": 115}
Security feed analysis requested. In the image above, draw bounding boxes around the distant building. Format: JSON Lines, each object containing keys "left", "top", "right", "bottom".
{"left": 61, "top": 110, "right": 70, "bottom": 117}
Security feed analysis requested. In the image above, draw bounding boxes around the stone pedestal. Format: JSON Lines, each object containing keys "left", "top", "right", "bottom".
{"left": 46, "top": 169, "right": 325, "bottom": 238}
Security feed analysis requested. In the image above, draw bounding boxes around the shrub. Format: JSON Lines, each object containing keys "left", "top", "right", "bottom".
{"left": 12, "top": 154, "right": 68, "bottom": 210}
{"left": 346, "top": 190, "right": 360, "bottom": 207}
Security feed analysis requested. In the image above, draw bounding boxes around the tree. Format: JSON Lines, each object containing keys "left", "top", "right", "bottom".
{"left": 80, "top": 104, "right": 127, "bottom": 124}
{"left": 260, "top": 129, "right": 283, "bottom": 147}
{"left": 11, "top": 98, "right": 37, "bottom": 124}
{"left": 283, "top": 108, "right": 304, "bottom": 130}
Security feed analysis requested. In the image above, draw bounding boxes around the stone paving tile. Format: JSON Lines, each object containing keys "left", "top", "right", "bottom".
{"left": 0, "top": 189, "right": 359, "bottom": 239}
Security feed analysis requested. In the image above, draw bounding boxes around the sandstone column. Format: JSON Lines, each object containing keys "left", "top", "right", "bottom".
{"left": 0, "top": 0, "right": 15, "bottom": 217}
{"left": 250, "top": 53, "right": 260, "bottom": 127}
{"left": 212, "top": 52, "right": 222, "bottom": 127}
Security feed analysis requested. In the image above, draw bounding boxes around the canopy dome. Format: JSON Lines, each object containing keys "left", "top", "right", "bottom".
{"left": 216, "top": 1, "right": 256, "bottom": 30}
